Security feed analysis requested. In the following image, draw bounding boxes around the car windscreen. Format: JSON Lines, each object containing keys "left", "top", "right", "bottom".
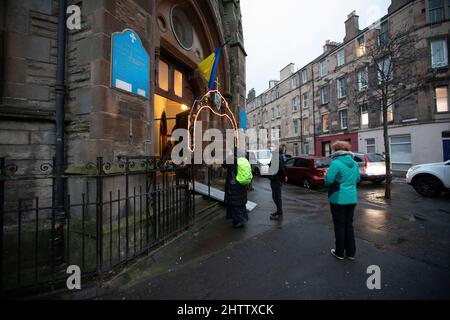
{"left": 315, "top": 159, "right": 331, "bottom": 168}
{"left": 367, "top": 153, "right": 385, "bottom": 162}
{"left": 256, "top": 151, "right": 272, "bottom": 159}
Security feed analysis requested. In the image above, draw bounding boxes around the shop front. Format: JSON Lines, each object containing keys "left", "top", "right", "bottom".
{"left": 315, "top": 133, "right": 359, "bottom": 157}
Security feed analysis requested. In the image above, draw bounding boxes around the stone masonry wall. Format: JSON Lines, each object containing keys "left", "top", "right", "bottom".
{"left": 65, "top": 0, "right": 155, "bottom": 166}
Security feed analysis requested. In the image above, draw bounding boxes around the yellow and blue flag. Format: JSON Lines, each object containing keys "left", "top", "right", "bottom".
{"left": 198, "top": 42, "right": 228, "bottom": 90}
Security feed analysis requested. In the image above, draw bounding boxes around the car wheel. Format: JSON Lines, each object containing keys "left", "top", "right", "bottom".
{"left": 413, "top": 175, "right": 442, "bottom": 197}
{"left": 303, "top": 178, "right": 312, "bottom": 190}
{"left": 254, "top": 167, "right": 260, "bottom": 177}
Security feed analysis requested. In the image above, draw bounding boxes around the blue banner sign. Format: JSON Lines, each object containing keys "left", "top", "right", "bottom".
{"left": 111, "top": 29, "right": 149, "bottom": 98}
{"left": 240, "top": 109, "right": 247, "bottom": 130}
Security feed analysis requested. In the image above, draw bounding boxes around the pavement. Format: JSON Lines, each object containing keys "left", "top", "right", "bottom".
{"left": 95, "top": 177, "right": 450, "bottom": 300}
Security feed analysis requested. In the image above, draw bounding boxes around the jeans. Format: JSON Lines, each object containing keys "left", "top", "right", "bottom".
{"left": 330, "top": 203, "right": 356, "bottom": 257}
{"left": 271, "top": 179, "right": 283, "bottom": 215}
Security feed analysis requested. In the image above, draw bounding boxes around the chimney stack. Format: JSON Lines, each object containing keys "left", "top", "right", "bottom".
{"left": 323, "top": 40, "right": 338, "bottom": 53}
{"left": 344, "top": 10, "right": 360, "bottom": 42}
{"left": 280, "top": 63, "right": 295, "bottom": 82}
{"left": 388, "top": 0, "right": 413, "bottom": 13}
{"left": 247, "top": 88, "right": 256, "bottom": 101}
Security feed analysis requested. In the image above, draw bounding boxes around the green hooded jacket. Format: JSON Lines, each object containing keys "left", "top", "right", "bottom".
{"left": 324, "top": 152, "right": 361, "bottom": 205}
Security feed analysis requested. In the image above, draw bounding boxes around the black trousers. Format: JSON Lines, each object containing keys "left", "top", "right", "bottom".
{"left": 271, "top": 179, "right": 283, "bottom": 215}
{"left": 226, "top": 206, "right": 248, "bottom": 225}
{"left": 330, "top": 203, "right": 356, "bottom": 257}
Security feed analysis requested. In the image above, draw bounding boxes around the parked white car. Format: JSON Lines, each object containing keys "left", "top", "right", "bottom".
{"left": 406, "top": 160, "right": 450, "bottom": 197}
{"left": 247, "top": 150, "right": 272, "bottom": 176}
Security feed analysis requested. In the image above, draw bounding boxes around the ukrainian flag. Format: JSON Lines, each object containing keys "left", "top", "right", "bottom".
{"left": 198, "top": 44, "right": 225, "bottom": 90}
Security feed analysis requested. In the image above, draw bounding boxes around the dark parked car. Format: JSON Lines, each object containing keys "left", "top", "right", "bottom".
{"left": 353, "top": 152, "right": 386, "bottom": 184}
{"left": 285, "top": 156, "right": 331, "bottom": 189}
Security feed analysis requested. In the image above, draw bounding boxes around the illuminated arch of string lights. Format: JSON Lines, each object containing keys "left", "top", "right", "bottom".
{"left": 187, "top": 89, "right": 239, "bottom": 153}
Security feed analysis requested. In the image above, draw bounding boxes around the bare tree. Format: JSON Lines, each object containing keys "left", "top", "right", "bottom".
{"left": 349, "top": 24, "right": 433, "bottom": 199}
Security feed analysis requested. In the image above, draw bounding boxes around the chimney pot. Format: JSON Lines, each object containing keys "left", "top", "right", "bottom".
{"left": 347, "top": 10, "right": 356, "bottom": 19}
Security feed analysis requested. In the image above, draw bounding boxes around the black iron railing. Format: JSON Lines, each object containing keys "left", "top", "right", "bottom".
{"left": 0, "top": 156, "right": 195, "bottom": 296}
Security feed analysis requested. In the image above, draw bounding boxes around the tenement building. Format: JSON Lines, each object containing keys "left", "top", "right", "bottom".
{"left": 246, "top": 0, "right": 450, "bottom": 171}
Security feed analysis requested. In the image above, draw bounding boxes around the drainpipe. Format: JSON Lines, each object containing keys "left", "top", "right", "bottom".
{"left": 311, "top": 65, "right": 317, "bottom": 156}
{"left": 53, "top": 0, "right": 67, "bottom": 268}
{"left": 300, "top": 87, "right": 303, "bottom": 153}
{"left": 55, "top": 0, "right": 67, "bottom": 212}
{"left": 0, "top": 1, "right": 6, "bottom": 103}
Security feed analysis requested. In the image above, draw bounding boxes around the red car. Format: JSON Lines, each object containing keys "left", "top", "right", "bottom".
{"left": 285, "top": 156, "right": 331, "bottom": 189}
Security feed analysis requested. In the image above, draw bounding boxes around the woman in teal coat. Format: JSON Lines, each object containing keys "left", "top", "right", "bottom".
{"left": 324, "top": 141, "right": 360, "bottom": 260}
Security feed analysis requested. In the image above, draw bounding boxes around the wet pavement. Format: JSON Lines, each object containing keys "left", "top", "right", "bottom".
{"left": 97, "top": 177, "right": 450, "bottom": 300}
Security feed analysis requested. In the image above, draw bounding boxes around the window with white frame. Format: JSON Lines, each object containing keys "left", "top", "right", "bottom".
{"left": 303, "top": 117, "right": 309, "bottom": 134}
{"left": 431, "top": 39, "right": 448, "bottom": 68}
{"left": 302, "top": 69, "right": 308, "bottom": 83}
{"left": 357, "top": 67, "right": 368, "bottom": 91}
{"left": 276, "top": 105, "right": 281, "bottom": 118}
{"left": 361, "top": 103, "right": 369, "bottom": 126}
{"left": 303, "top": 142, "right": 310, "bottom": 155}
{"left": 339, "top": 109, "right": 348, "bottom": 129}
{"left": 390, "top": 135, "right": 412, "bottom": 171}
{"left": 337, "top": 77, "right": 347, "bottom": 98}
{"left": 429, "top": 0, "right": 444, "bottom": 23}
{"left": 320, "top": 60, "right": 328, "bottom": 77}
{"left": 377, "top": 57, "right": 392, "bottom": 84}
{"left": 271, "top": 126, "right": 280, "bottom": 140}
{"left": 379, "top": 99, "right": 394, "bottom": 123}
{"left": 174, "top": 70, "right": 183, "bottom": 97}
{"left": 357, "top": 35, "right": 366, "bottom": 57}
{"left": 293, "top": 119, "right": 299, "bottom": 135}
{"left": 291, "top": 76, "right": 298, "bottom": 89}
{"left": 322, "top": 113, "right": 329, "bottom": 132}
{"left": 292, "top": 96, "right": 299, "bottom": 112}
{"left": 320, "top": 85, "right": 329, "bottom": 105}
{"left": 158, "top": 60, "right": 169, "bottom": 91}
{"left": 337, "top": 49, "right": 345, "bottom": 67}
{"left": 366, "top": 138, "right": 376, "bottom": 153}
{"left": 378, "top": 21, "right": 389, "bottom": 46}
{"left": 271, "top": 128, "right": 276, "bottom": 140}
{"left": 435, "top": 86, "right": 449, "bottom": 113}
{"left": 271, "top": 108, "right": 275, "bottom": 119}
{"left": 302, "top": 92, "right": 309, "bottom": 108}
{"left": 387, "top": 104, "right": 394, "bottom": 122}
{"left": 293, "top": 143, "right": 300, "bottom": 157}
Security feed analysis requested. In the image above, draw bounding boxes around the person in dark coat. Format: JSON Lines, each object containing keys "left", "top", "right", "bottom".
{"left": 222, "top": 154, "right": 248, "bottom": 229}
{"left": 269, "top": 146, "right": 288, "bottom": 221}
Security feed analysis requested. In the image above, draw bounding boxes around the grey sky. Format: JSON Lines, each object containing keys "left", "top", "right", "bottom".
{"left": 241, "top": 0, "right": 391, "bottom": 96}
